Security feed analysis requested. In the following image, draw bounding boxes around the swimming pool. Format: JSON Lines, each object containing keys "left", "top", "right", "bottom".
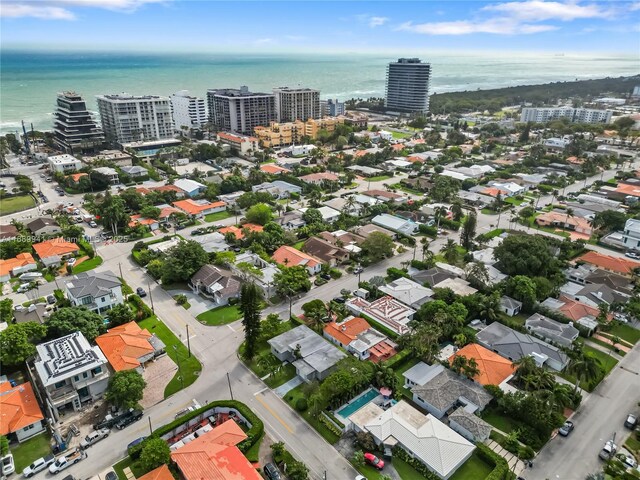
{"left": 336, "top": 388, "right": 380, "bottom": 418}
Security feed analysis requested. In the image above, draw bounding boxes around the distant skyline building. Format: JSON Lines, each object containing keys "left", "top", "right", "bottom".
{"left": 170, "top": 90, "right": 207, "bottom": 131}
{"left": 520, "top": 107, "right": 612, "bottom": 124}
{"left": 321, "top": 99, "right": 345, "bottom": 117}
{"left": 207, "top": 86, "right": 277, "bottom": 135}
{"left": 385, "top": 57, "right": 431, "bottom": 114}
{"left": 273, "top": 86, "right": 321, "bottom": 122}
{"left": 52, "top": 92, "right": 104, "bottom": 154}
{"left": 96, "top": 93, "right": 174, "bottom": 145}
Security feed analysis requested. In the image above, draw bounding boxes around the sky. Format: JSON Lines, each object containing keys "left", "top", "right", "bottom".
{"left": 1, "top": 0, "right": 639, "bottom": 53}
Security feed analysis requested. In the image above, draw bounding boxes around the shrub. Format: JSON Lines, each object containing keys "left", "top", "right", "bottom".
{"left": 518, "top": 445, "right": 535, "bottom": 460}
{"left": 475, "top": 443, "right": 513, "bottom": 480}
{"left": 419, "top": 224, "right": 437, "bottom": 236}
{"left": 329, "top": 268, "right": 342, "bottom": 279}
{"left": 295, "top": 398, "right": 308, "bottom": 412}
{"left": 129, "top": 294, "right": 153, "bottom": 319}
{"left": 175, "top": 294, "right": 188, "bottom": 306}
{"left": 352, "top": 450, "right": 365, "bottom": 468}
{"left": 318, "top": 413, "right": 342, "bottom": 437}
{"left": 386, "top": 267, "right": 409, "bottom": 280}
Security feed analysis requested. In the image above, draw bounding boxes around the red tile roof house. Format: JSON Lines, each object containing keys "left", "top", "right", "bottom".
{"left": 170, "top": 419, "right": 262, "bottom": 480}
{"left": 128, "top": 215, "right": 160, "bottom": 231}
{"left": 32, "top": 237, "right": 80, "bottom": 267}
{"left": 577, "top": 251, "right": 640, "bottom": 277}
{"left": 95, "top": 321, "right": 165, "bottom": 373}
{"left": 173, "top": 199, "right": 227, "bottom": 219}
{"left": 299, "top": 172, "right": 340, "bottom": 185}
{"left": 0, "top": 381, "right": 45, "bottom": 443}
{"left": 0, "top": 252, "right": 37, "bottom": 283}
{"left": 323, "top": 317, "right": 397, "bottom": 362}
{"left": 272, "top": 245, "right": 323, "bottom": 275}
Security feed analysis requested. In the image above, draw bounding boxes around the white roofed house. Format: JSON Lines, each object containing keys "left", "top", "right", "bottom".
{"left": 173, "top": 178, "right": 207, "bottom": 197}
{"left": 33, "top": 332, "right": 110, "bottom": 419}
{"left": 371, "top": 213, "right": 418, "bottom": 236}
{"left": 92, "top": 166, "right": 119, "bottom": 184}
{"left": 64, "top": 271, "right": 124, "bottom": 315}
{"left": 345, "top": 296, "right": 415, "bottom": 335}
{"left": 379, "top": 277, "right": 434, "bottom": 309}
{"left": 622, "top": 218, "right": 640, "bottom": 250}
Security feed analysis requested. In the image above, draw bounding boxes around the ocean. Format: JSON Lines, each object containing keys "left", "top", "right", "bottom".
{"left": 1, "top": 50, "right": 638, "bottom": 134}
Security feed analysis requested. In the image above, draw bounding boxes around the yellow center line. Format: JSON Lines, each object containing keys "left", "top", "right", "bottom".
{"left": 254, "top": 394, "right": 294, "bottom": 434}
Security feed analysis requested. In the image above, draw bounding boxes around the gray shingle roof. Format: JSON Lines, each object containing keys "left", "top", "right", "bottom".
{"left": 411, "top": 368, "right": 492, "bottom": 413}
{"left": 65, "top": 271, "right": 121, "bottom": 299}
{"left": 448, "top": 407, "right": 492, "bottom": 439}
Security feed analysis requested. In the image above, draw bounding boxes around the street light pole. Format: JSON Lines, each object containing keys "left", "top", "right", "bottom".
{"left": 147, "top": 280, "right": 155, "bottom": 314}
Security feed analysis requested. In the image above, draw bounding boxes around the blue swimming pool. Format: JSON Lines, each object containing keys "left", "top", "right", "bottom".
{"left": 336, "top": 389, "right": 380, "bottom": 418}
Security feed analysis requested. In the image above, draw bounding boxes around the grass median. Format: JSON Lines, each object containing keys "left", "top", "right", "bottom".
{"left": 196, "top": 305, "right": 242, "bottom": 326}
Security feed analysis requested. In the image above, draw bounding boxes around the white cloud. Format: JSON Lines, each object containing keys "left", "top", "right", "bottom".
{"left": 483, "top": 1, "right": 610, "bottom": 21}
{"left": 630, "top": 2, "right": 640, "bottom": 11}
{"left": 356, "top": 14, "right": 389, "bottom": 28}
{"left": 0, "top": 0, "right": 167, "bottom": 19}
{"left": 398, "top": 18, "right": 557, "bottom": 35}
{"left": 254, "top": 38, "right": 275, "bottom": 45}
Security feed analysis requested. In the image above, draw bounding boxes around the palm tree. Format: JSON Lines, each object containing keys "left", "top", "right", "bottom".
{"left": 567, "top": 349, "right": 602, "bottom": 392}
{"left": 275, "top": 203, "right": 285, "bottom": 218}
{"left": 434, "top": 206, "right": 448, "bottom": 233}
{"left": 513, "top": 355, "right": 538, "bottom": 381}
{"left": 450, "top": 201, "right": 464, "bottom": 222}
{"left": 463, "top": 358, "right": 480, "bottom": 380}
{"left": 344, "top": 196, "right": 357, "bottom": 216}
{"left": 465, "top": 261, "right": 489, "bottom": 286}
{"left": 440, "top": 239, "right": 459, "bottom": 264}
{"left": 477, "top": 293, "right": 501, "bottom": 323}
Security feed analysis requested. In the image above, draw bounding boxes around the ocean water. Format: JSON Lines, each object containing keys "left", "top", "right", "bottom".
{"left": 1, "top": 50, "right": 638, "bottom": 134}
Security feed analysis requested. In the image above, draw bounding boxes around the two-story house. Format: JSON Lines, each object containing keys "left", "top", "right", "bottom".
{"left": 64, "top": 271, "right": 123, "bottom": 314}
{"left": 33, "top": 332, "right": 110, "bottom": 419}
{"left": 623, "top": 218, "right": 640, "bottom": 250}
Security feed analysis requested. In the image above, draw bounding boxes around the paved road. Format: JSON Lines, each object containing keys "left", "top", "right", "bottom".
{"left": 530, "top": 345, "right": 640, "bottom": 480}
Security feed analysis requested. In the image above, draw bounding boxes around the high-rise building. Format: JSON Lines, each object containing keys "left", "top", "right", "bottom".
{"left": 273, "top": 87, "right": 321, "bottom": 122}
{"left": 321, "top": 99, "right": 345, "bottom": 117}
{"left": 207, "top": 86, "right": 276, "bottom": 135}
{"left": 96, "top": 93, "right": 174, "bottom": 145}
{"left": 52, "top": 92, "right": 104, "bottom": 154}
{"left": 520, "top": 107, "right": 612, "bottom": 124}
{"left": 170, "top": 90, "right": 207, "bottom": 131}
{"left": 385, "top": 58, "right": 431, "bottom": 114}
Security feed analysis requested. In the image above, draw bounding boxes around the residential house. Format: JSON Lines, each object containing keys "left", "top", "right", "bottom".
{"left": 272, "top": 245, "right": 322, "bottom": 275}
{"left": 401, "top": 177, "right": 433, "bottom": 192}
{"left": 137, "top": 465, "right": 173, "bottom": 480}
{"left": 32, "top": 238, "right": 80, "bottom": 267}
{"left": 577, "top": 251, "right": 640, "bottom": 277}
{"left": 382, "top": 158, "right": 412, "bottom": 171}
{"left": 128, "top": 215, "right": 159, "bottom": 231}
{"left": 14, "top": 304, "right": 48, "bottom": 324}
{"left": 27, "top": 217, "right": 61, "bottom": 236}
{"left": 302, "top": 236, "right": 349, "bottom": 266}
{"left": 276, "top": 211, "right": 306, "bottom": 231}
{"left": 0, "top": 381, "right": 45, "bottom": 443}
{"left": 95, "top": 321, "right": 165, "bottom": 373}
{"left": 0, "top": 252, "right": 37, "bottom": 283}
{"left": 217, "top": 132, "right": 260, "bottom": 155}
{"left": 525, "top": 313, "right": 579, "bottom": 347}
{"left": 361, "top": 189, "right": 406, "bottom": 204}
{"left": 448, "top": 407, "right": 492, "bottom": 443}
{"left": 541, "top": 296, "right": 601, "bottom": 329}
{"left": 93, "top": 166, "right": 120, "bottom": 184}
{"left": 622, "top": 218, "right": 640, "bottom": 249}
{"left": 218, "top": 223, "right": 263, "bottom": 240}
{"left": 449, "top": 343, "right": 517, "bottom": 388}
{"left": 0, "top": 224, "right": 19, "bottom": 241}
{"left": 260, "top": 163, "right": 290, "bottom": 175}
{"left": 231, "top": 252, "right": 278, "bottom": 298}
{"left": 403, "top": 362, "right": 439, "bottom": 390}
{"left": 173, "top": 199, "right": 226, "bottom": 219}
{"left": 432, "top": 277, "right": 478, "bottom": 296}
{"left": 543, "top": 138, "right": 570, "bottom": 151}
{"left": 500, "top": 296, "right": 522, "bottom": 317}
{"left": 323, "top": 317, "right": 397, "bottom": 362}
{"left": 299, "top": 206, "right": 340, "bottom": 223}
{"left": 173, "top": 178, "right": 207, "bottom": 198}
{"left": 268, "top": 325, "right": 346, "bottom": 382}
{"left": 170, "top": 419, "right": 262, "bottom": 480}
{"left": 379, "top": 277, "right": 433, "bottom": 309}
{"left": 371, "top": 213, "right": 417, "bottom": 236}
{"left": 299, "top": 172, "right": 339, "bottom": 185}
{"left": 319, "top": 230, "right": 366, "bottom": 252}
{"left": 120, "top": 165, "right": 148, "bottom": 177}
{"left": 571, "top": 282, "right": 631, "bottom": 308}
{"left": 476, "top": 321, "right": 569, "bottom": 371}
{"left": 346, "top": 165, "right": 384, "bottom": 177}
{"left": 190, "top": 232, "right": 230, "bottom": 253}
{"left": 410, "top": 267, "right": 455, "bottom": 288}
{"left": 456, "top": 191, "right": 493, "bottom": 208}
{"left": 48, "top": 154, "right": 82, "bottom": 173}
{"left": 189, "top": 265, "right": 241, "bottom": 306}
{"left": 535, "top": 211, "right": 593, "bottom": 237}
{"left": 64, "top": 271, "right": 123, "bottom": 314}
{"left": 349, "top": 400, "right": 474, "bottom": 480}
{"left": 345, "top": 296, "right": 415, "bottom": 335}
{"left": 252, "top": 180, "right": 302, "bottom": 199}
{"left": 410, "top": 365, "right": 493, "bottom": 419}
{"left": 33, "top": 332, "right": 110, "bottom": 418}
{"left": 354, "top": 223, "right": 396, "bottom": 240}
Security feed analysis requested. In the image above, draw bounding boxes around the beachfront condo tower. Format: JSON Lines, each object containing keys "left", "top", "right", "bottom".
{"left": 273, "top": 86, "right": 321, "bottom": 122}
{"left": 170, "top": 90, "right": 207, "bottom": 132}
{"left": 52, "top": 92, "right": 104, "bottom": 154}
{"left": 385, "top": 58, "right": 431, "bottom": 114}
{"left": 207, "top": 86, "right": 277, "bottom": 135}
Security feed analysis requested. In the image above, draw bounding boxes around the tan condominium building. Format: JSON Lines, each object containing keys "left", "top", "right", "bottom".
{"left": 254, "top": 117, "right": 344, "bottom": 148}
{"left": 273, "top": 86, "right": 321, "bottom": 123}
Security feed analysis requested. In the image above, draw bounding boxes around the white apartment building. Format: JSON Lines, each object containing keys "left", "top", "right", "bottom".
{"left": 170, "top": 90, "right": 207, "bottom": 131}
{"left": 520, "top": 107, "right": 612, "bottom": 124}
{"left": 96, "top": 93, "right": 174, "bottom": 145}
{"left": 385, "top": 58, "right": 431, "bottom": 114}
{"left": 273, "top": 86, "right": 321, "bottom": 122}
{"left": 48, "top": 153, "right": 82, "bottom": 173}
{"left": 33, "top": 332, "right": 110, "bottom": 419}
{"left": 207, "top": 86, "right": 277, "bottom": 135}
{"left": 321, "top": 99, "right": 345, "bottom": 117}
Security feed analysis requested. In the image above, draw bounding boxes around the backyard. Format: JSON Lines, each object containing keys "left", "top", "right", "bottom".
{"left": 11, "top": 433, "right": 51, "bottom": 473}
{"left": 72, "top": 256, "right": 104, "bottom": 274}
{"left": 559, "top": 344, "right": 618, "bottom": 392}
{"left": 0, "top": 195, "right": 35, "bottom": 215}
{"left": 196, "top": 305, "right": 242, "bottom": 326}
{"left": 449, "top": 452, "right": 494, "bottom": 480}
{"left": 204, "top": 210, "right": 231, "bottom": 223}
{"left": 481, "top": 407, "right": 522, "bottom": 434}
{"left": 137, "top": 315, "right": 202, "bottom": 397}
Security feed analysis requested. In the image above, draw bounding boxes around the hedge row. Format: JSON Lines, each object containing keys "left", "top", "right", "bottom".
{"left": 383, "top": 348, "right": 413, "bottom": 370}
{"left": 475, "top": 443, "right": 515, "bottom": 480}
{"left": 319, "top": 413, "right": 343, "bottom": 437}
{"left": 360, "top": 313, "right": 399, "bottom": 340}
{"left": 129, "top": 294, "right": 153, "bottom": 319}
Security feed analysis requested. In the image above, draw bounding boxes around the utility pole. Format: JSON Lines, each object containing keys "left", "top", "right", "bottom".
{"left": 147, "top": 280, "right": 155, "bottom": 314}
{"left": 226, "top": 372, "right": 234, "bottom": 400}
{"left": 148, "top": 417, "right": 152, "bottom": 435}
{"left": 186, "top": 324, "right": 191, "bottom": 358}
{"left": 118, "top": 262, "right": 123, "bottom": 279}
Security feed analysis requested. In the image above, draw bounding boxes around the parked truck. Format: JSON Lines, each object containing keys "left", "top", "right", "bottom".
{"left": 49, "top": 448, "right": 87, "bottom": 474}
{"left": 94, "top": 408, "right": 141, "bottom": 430}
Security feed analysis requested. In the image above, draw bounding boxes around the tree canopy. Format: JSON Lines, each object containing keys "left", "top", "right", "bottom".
{"left": 245, "top": 203, "right": 274, "bottom": 226}
{"left": 361, "top": 231, "right": 394, "bottom": 262}
{"left": 0, "top": 322, "right": 47, "bottom": 365}
{"left": 494, "top": 234, "right": 562, "bottom": 279}
{"left": 273, "top": 265, "right": 311, "bottom": 296}
{"left": 161, "top": 240, "right": 209, "bottom": 284}
{"left": 47, "top": 307, "right": 105, "bottom": 341}
{"left": 105, "top": 369, "right": 146, "bottom": 409}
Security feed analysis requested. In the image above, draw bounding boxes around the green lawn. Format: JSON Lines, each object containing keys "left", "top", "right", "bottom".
{"left": 11, "top": 433, "right": 51, "bottom": 473}
{"left": 608, "top": 324, "right": 640, "bottom": 345}
{"left": 481, "top": 208, "right": 497, "bottom": 215}
{"left": 264, "top": 362, "right": 297, "bottom": 389}
{"left": 504, "top": 197, "right": 524, "bottom": 206}
{"left": 113, "top": 456, "right": 145, "bottom": 479}
{"left": 482, "top": 228, "right": 505, "bottom": 239}
{"left": 204, "top": 210, "right": 231, "bottom": 223}
{"left": 0, "top": 195, "right": 35, "bottom": 216}
{"left": 481, "top": 409, "right": 521, "bottom": 434}
{"left": 625, "top": 434, "right": 640, "bottom": 456}
{"left": 285, "top": 384, "right": 340, "bottom": 444}
{"left": 584, "top": 344, "right": 618, "bottom": 375}
{"left": 197, "top": 305, "right": 242, "bottom": 326}
{"left": 72, "top": 256, "right": 103, "bottom": 273}
{"left": 173, "top": 295, "right": 191, "bottom": 310}
{"left": 587, "top": 338, "right": 626, "bottom": 356}
{"left": 391, "top": 131, "right": 412, "bottom": 139}
{"left": 367, "top": 174, "right": 393, "bottom": 182}
{"left": 449, "top": 452, "right": 494, "bottom": 480}
{"left": 292, "top": 240, "right": 305, "bottom": 250}
{"left": 356, "top": 457, "right": 428, "bottom": 480}
{"left": 137, "top": 316, "right": 202, "bottom": 397}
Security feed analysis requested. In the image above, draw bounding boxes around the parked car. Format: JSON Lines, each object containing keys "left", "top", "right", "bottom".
{"left": 332, "top": 297, "right": 346, "bottom": 304}
{"left": 49, "top": 448, "right": 87, "bottom": 473}
{"left": 353, "top": 267, "right": 364, "bottom": 274}
{"left": 364, "top": 453, "right": 384, "bottom": 470}
{"left": 263, "top": 463, "right": 281, "bottom": 480}
{"left": 613, "top": 313, "right": 629, "bottom": 323}
{"left": 89, "top": 221, "right": 97, "bottom": 228}
{"left": 558, "top": 420, "right": 574, "bottom": 436}
{"left": 320, "top": 273, "right": 332, "bottom": 281}
{"left": 127, "top": 437, "right": 147, "bottom": 452}
{"left": 47, "top": 295, "right": 56, "bottom": 304}
{"left": 80, "top": 428, "right": 110, "bottom": 449}
{"left": 625, "top": 251, "right": 640, "bottom": 260}
{"left": 22, "top": 454, "right": 55, "bottom": 477}
{"left": 136, "top": 287, "right": 147, "bottom": 297}
{"left": 115, "top": 409, "right": 143, "bottom": 430}
{"left": 1, "top": 454, "right": 15, "bottom": 476}
{"left": 17, "top": 283, "right": 33, "bottom": 293}
{"left": 625, "top": 413, "right": 637, "bottom": 429}
{"left": 599, "top": 440, "right": 617, "bottom": 461}
{"left": 67, "top": 258, "right": 77, "bottom": 266}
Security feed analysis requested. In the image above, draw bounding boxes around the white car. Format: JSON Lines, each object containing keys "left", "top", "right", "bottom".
{"left": 80, "top": 428, "right": 110, "bottom": 449}
{"left": 1, "top": 454, "right": 15, "bottom": 476}
{"left": 67, "top": 258, "right": 77, "bottom": 266}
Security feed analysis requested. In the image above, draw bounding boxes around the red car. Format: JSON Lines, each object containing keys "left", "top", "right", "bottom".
{"left": 364, "top": 453, "right": 384, "bottom": 470}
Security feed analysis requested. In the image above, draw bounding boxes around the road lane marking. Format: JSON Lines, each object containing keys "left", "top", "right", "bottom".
{"left": 227, "top": 324, "right": 235, "bottom": 332}
{"left": 254, "top": 394, "right": 294, "bottom": 434}
{"left": 254, "top": 387, "right": 268, "bottom": 395}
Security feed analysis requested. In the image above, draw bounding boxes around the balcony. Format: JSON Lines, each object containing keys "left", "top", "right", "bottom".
{"left": 49, "top": 385, "right": 78, "bottom": 405}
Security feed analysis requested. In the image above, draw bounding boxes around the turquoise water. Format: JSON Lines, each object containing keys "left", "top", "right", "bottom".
{"left": 337, "top": 388, "right": 380, "bottom": 418}
{"left": 1, "top": 50, "right": 638, "bottom": 134}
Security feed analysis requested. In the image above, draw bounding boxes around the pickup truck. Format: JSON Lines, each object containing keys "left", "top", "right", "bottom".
{"left": 49, "top": 448, "right": 87, "bottom": 474}
{"left": 599, "top": 440, "right": 617, "bottom": 461}
{"left": 80, "top": 428, "right": 110, "bottom": 449}
{"left": 115, "top": 409, "right": 143, "bottom": 430}
{"left": 22, "top": 453, "right": 55, "bottom": 477}
{"left": 94, "top": 408, "right": 140, "bottom": 430}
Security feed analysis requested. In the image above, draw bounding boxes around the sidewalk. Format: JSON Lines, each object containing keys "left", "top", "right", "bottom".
{"left": 485, "top": 439, "right": 526, "bottom": 477}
